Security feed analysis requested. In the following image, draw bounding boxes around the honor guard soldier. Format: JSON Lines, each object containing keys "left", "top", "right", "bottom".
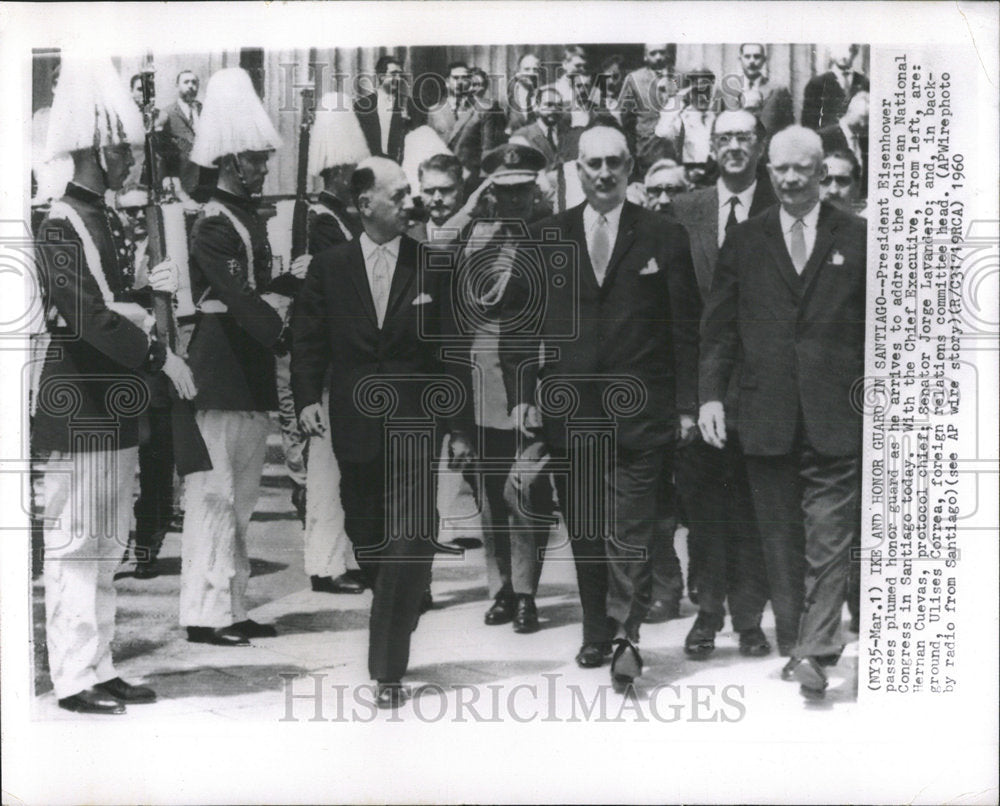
{"left": 180, "top": 68, "right": 289, "bottom": 646}
{"left": 34, "top": 55, "right": 196, "bottom": 714}
{"left": 296, "top": 92, "right": 369, "bottom": 595}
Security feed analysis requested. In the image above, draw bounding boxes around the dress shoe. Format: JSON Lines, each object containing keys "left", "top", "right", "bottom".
{"left": 512, "top": 595, "right": 539, "bottom": 633}
{"left": 95, "top": 677, "right": 157, "bottom": 704}
{"left": 684, "top": 613, "right": 721, "bottom": 659}
{"left": 645, "top": 598, "right": 681, "bottom": 623}
{"left": 738, "top": 627, "right": 772, "bottom": 657}
{"left": 342, "top": 569, "right": 369, "bottom": 589}
{"left": 133, "top": 559, "right": 160, "bottom": 579}
{"left": 848, "top": 615, "right": 860, "bottom": 633}
{"left": 58, "top": 687, "right": 126, "bottom": 715}
{"left": 375, "top": 682, "right": 410, "bottom": 710}
{"left": 575, "top": 642, "right": 613, "bottom": 668}
{"left": 484, "top": 594, "right": 515, "bottom": 626}
{"left": 311, "top": 574, "right": 365, "bottom": 594}
{"left": 186, "top": 626, "right": 250, "bottom": 646}
{"left": 420, "top": 589, "right": 434, "bottom": 614}
{"left": 449, "top": 536, "right": 484, "bottom": 549}
{"left": 232, "top": 619, "right": 277, "bottom": 638}
{"left": 781, "top": 657, "right": 801, "bottom": 681}
{"left": 793, "top": 656, "right": 829, "bottom": 696}
{"left": 610, "top": 638, "right": 643, "bottom": 692}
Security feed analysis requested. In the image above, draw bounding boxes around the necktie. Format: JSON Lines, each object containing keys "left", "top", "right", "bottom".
{"left": 546, "top": 124, "right": 557, "bottom": 152}
{"left": 789, "top": 218, "right": 807, "bottom": 274}
{"left": 371, "top": 246, "right": 391, "bottom": 327}
{"left": 725, "top": 197, "right": 740, "bottom": 232}
{"left": 591, "top": 215, "right": 611, "bottom": 285}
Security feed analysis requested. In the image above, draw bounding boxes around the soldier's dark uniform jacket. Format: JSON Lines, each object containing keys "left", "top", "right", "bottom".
{"left": 186, "top": 188, "right": 288, "bottom": 412}
{"left": 309, "top": 191, "right": 363, "bottom": 254}
{"left": 33, "top": 182, "right": 166, "bottom": 454}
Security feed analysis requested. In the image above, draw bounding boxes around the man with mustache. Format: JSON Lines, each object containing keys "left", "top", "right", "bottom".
{"left": 161, "top": 70, "right": 203, "bottom": 197}
{"left": 699, "top": 125, "right": 866, "bottom": 698}
{"left": 500, "top": 125, "right": 701, "bottom": 692}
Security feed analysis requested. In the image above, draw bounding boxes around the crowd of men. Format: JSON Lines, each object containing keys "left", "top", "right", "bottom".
{"left": 30, "top": 42, "right": 868, "bottom": 715}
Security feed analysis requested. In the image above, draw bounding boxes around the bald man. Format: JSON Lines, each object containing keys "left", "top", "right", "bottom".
{"left": 699, "top": 126, "right": 866, "bottom": 698}
{"left": 291, "top": 157, "right": 474, "bottom": 709}
{"left": 500, "top": 125, "right": 701, "bottom": 691}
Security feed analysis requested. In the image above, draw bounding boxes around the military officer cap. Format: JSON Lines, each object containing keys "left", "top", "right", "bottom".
{"left": 481, "top": 143, "right": 547, "bottom": 186}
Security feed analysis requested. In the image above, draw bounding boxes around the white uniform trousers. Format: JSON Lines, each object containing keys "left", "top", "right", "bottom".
{"left": 303, "top": 389, "right": 358, "bottom": 578}
{"left": 179, "top": 410, "right": 269, "bottom": 628}
{"left": 41, "top": 446, "right": 138, "bottom": 699}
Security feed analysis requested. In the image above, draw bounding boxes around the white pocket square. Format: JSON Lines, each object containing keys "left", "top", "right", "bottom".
{"left": 639, "top": 258, "right": 661, "bottom": 275}
{"left": 829, "top": 250, "right": 845, "bottom": 266}
{"left": 412, "top": 292, "right": 433, "bottom": 305}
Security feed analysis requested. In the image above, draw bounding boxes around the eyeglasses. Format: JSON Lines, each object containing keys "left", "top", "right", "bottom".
{"left": 646, "top": 185, "right": 686, "bottom": 196}
{"left": 820, "top": 175, "right": 854, "bottom": 187}
{"left": 581, "top": 156, "right": 627, "bottom": 170}
{"left": 713, "top": 131, "right": 757, "bottom": 146}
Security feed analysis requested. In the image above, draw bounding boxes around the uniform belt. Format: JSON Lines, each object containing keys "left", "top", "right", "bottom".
{"left": 197, "top": 300, "right": 229, "bottom": 314}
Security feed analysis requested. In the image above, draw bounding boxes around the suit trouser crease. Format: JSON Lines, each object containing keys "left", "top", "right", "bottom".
{"left": 555, "top": 443, "right": 668, "bottom": 643}
{"left": 675, "top": 436, "right": 769, "bottom": 631}
{"left": 42, "top": 446, "right": 139, "bottom": 699}
{"left": 275, "top": 352, "right": 307, "bottom": 488}
{"left": 179, "top": 410, "right": 269, "bottom": 628}
{"left": 339, "top": 451, "right": 436, "bottom": 682}
{"left": 745, "top": 445, "right": 859, "bottom": 657}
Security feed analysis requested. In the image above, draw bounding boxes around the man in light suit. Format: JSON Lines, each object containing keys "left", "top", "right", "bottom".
{"left": 720, "top": 44, "right": 795, "bottom": 139}
{"left": 427, "top": 61, "right": 506, "bottom": 182}
{"left": 353, "top": 55, "right": 424, "bottom": 165}
{"left": 699, "top": 126, "right": 866, "bottom": 697}
{"left": 161, "top": 70, "right": 202, "bottom": 196}
{"left": 801, "top": 44, "right": 869, "bottom": 130}
{"left": 500, "top": 125, "right": 701, "bottom": 692}
{"left": 671, "top": 109, "right": 775, "bottom": 660}
{"left": 292, "top": 157, "right": 474, "bottom": 709}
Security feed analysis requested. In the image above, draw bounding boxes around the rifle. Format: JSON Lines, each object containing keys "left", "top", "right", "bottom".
{"left": 139, "top": 56, "right": 212, "bottom": 476}
{"left": 290, "top": 79, "right": 316, "bottom": 260}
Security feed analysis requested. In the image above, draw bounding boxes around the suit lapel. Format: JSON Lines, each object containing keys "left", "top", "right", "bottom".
{"left": 601, "top": 202, "right": 639, "bottom": 292}
{"left": 763, "top": 206, "right": 803, "bottom": 298}
{"left": 384, "top": 237, "right": 417, "bottom": 323}
{"left": 690, "top": 189, "right": 719, "bottom": 293}
{"left": 347, "top": 240, "right": 379, "bottom": 328}
{"left": 448, "top": 106, "right": 475, "bottom": 147}
{"left": 798, "top": 203, "right": 839, "bottom": 300}
{"left": 569, "top": 206, "right": 599, "bottom": 293}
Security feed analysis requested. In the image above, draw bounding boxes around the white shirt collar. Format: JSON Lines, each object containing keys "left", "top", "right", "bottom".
{"left": 360, "top": 232, "right": 401, "bottom": 262}
{"left": 779, "top": 201, "right": 821, "bottom": 235}
{"left": 583, "top": 201, "right": 624, "bottom": 234}
{"left": 717, "top": 178, "right": 757, "bottom": 212}
{"left": 177, "top": 98, "right": 197, "bottom": 117}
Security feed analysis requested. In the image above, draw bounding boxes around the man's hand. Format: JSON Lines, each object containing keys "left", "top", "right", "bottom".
{"left": 298, "top": 403, "right": 326, "bottom": 438}
{"left": 698, "top": 401, "right": 727, "bottom": 449}
{"left": 447, "top": 432, "right": 476, "bottom": 471}
{"left": 162, "top": 349, "right": 197, "bottom": 400}
{"left": 678, "top": 413, "right": 698, "bottom": 447}
{"left": 148, "top": 257, "right": 180, "bottom": 294}
{"left": 290, "top": 254, "right": 312, "bottom": 279}
{"left": 511, "top": 403, "right": 542, "bottom": 437}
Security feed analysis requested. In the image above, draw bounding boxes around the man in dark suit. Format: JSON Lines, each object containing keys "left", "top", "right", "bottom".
{"left": 699, "top": 125, "right": 866, "bottom": 697}
{"left": 671, "top": 109, "right": 774, "bottom": 660}
{"left": 801, "top": 45, "right": 869, "bottom": 130}
{"left": 500, "top": 125, "right": 701, "bottom": 691}
{"left": 618, "top": 44, "right": 678, "bottom": 163}
{"left": 511, "top": 85, "right": 580, "bottom": 169}
{"left": 353, "top": 55, "right": 424, "bottom": 165}
{"left": 160, "top": 70, "right": 203, "bottom": 196}
{"left": 427, "top": 62, "right": 506, "bottom": 181}
{"left": 292, "top": 157, "right": 474, "bottom": 709}
{"left": 818, "top": 91, "right": 869, "bottom": 198}
{"left": 505, "top": 52, "right": 541, "bottom": 135}
{"left": 720, "top": 44, "right": 795, "bottom": 138}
